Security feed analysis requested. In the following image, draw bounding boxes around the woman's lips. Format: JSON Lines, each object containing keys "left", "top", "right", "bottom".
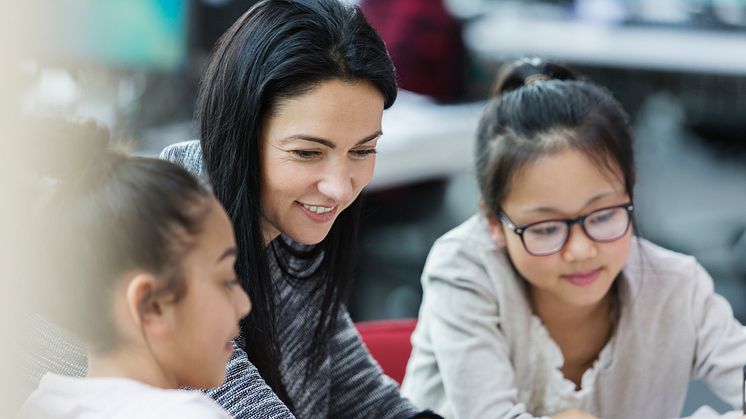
{"left": 296, "top": 201, "right": 338, "bottom": 223}
{"left": 562, "top": 268, "right": 602, "bottom": 287}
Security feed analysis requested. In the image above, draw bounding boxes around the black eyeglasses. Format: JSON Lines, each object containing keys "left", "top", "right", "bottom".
{"left": 498, "top": 203, "right": 634, "bottom": 256}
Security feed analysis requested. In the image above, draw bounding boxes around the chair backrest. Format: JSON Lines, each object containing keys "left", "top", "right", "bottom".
{"left": 355, "top": 318, "right": 417, "bottom": 385}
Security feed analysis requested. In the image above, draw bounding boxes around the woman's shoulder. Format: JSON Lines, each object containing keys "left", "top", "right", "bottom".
{"left": 159, "top": 140, "right": 205, "bottom": 179}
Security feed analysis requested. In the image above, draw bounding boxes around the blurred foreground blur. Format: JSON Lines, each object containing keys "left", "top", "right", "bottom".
{"left": 1, "top": 3, "right": 43, "bottom": 415}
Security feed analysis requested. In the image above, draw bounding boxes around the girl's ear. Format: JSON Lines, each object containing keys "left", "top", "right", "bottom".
{"left": 125, "top": 273, "right": 176, "bottom": 338}
{"left": 480, "top": 200, "right": 506, "bottom": 248}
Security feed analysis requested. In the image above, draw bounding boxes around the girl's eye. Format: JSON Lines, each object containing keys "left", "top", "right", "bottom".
{"left": 224, "top": 279, "right": 240, "bottom": 289}
{"left": 290, "top": 150, "right": 322, "bottom": 160}
{"left": 526, "top": 223, "right": 562, "bottom": 237}
{"left": 351, "top": 148, "right": 377, "bottom": 159}
{"left": 588, "top": 209, "right": 615, "bottom": 225}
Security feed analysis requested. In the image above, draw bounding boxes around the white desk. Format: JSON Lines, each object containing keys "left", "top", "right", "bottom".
{"left": 465, "top": 15, "right": 746, "bottom": 76}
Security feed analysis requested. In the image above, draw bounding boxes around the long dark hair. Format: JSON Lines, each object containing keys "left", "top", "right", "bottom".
{"left": 40, "top": 120, "right": 212, "bottom": 353}
{"left": 476, "top": 57, "right": 635, "bottom": 215}
{"left": 195, "top": 0, "right": 396, "bottom": 408}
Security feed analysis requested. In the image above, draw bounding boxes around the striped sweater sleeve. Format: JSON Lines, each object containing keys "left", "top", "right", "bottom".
{"left": 328, "top": 307, "right": 422, "bottom": 419}
{"left": 207, "top": 345, "right": 296, "bottom": 419}
{"left": 159, "top": 140, "right": 207, "bottom": 181}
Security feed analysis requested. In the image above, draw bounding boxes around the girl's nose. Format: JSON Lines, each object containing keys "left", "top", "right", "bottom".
{"left": 562, "top": 224, "right": 598, "bottom": 262}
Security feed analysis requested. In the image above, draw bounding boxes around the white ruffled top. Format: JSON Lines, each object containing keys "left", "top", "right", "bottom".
{"left": 523, "top": 315, "right": 616, "bottom": 417}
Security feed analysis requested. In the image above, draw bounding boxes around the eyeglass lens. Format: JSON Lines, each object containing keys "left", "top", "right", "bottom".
{"left": 522, "top": 206, "right": 630, "bottom": 255}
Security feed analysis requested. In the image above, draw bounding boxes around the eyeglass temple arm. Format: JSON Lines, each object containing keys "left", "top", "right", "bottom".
{"left": 497, "top": 211, "right": 520, "bottom": 233}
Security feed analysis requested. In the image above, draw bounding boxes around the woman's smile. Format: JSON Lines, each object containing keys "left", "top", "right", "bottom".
{"left": 259, "top": 79, "right": 384, "bottom": 245}
{"left": 296, "top": 201, "right": 339, "bottom": 223}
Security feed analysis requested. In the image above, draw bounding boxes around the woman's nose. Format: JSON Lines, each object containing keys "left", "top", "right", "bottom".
{"left": 236, "top": 288, "right": 251, "bottom": 319}
{"left": 317, "top": 161, "right": 355, "bottom": 203}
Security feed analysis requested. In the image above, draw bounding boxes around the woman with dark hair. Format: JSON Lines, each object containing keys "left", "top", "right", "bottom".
{"left": 162, "top": 0, "right": 438, "bottom": 418}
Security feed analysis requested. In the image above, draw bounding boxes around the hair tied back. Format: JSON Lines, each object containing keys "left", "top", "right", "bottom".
{"left": 524, "top": 73, "right": 550, "bottom": 85}
{"left": 491, "top": 57, "right": 578, "bottom": 97}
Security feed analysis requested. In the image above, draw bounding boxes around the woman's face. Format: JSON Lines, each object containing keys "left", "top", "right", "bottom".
{"left": 259, "top": 79, "right": 384, "bottom": 245}
{"left": 487, "top": 148, "right": 632, "bottom": 312}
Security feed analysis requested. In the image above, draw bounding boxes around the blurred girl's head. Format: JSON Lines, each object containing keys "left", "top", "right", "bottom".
{"left": 42, "top": 121, "right": 250, "bottom": 389}
{"left": 475, "top": 58, "right": 636, "bottom": 309}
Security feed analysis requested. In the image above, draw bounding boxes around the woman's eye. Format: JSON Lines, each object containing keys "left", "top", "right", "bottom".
{"left": 351, "top": 148, "right": 377, "bottom": 159}
{"left": 290, "top": 150, "right": 322, "bottom": 160}
{"left": 224, "top": 279, "right": 240, "bottom": 289}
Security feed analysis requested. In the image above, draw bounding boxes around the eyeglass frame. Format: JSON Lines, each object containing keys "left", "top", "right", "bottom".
{"left": 497, "top": 203, "right": 635, "bottom": 256}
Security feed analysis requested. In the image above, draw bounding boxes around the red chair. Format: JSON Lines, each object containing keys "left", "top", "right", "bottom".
{"left": 356, "top": 318, "right": 418, "bottom": 385}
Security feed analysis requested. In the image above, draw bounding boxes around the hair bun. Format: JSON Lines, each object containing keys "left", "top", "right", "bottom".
{"left": 29, "top": 117, "right": 115, "bottom": 184}
{"left": 491, "top": 57, "right": 578, "bottom": 97}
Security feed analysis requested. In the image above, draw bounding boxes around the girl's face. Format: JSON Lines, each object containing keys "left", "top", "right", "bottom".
{"left": 259, "top": 79, "right": 384, "bottom": 245}
{"left": 487, "top": 148, "right": 632, "bottom": 311}
{"left": 161, "top": 197, "right": 251, "bottom": 389}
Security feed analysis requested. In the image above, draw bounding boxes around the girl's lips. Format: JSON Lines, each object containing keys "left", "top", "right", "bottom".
{"left": 296, "top": 201, "right": 338, "bottom": 223}
{"left": 562, "top": 268, "right": 602, "bottom": 287}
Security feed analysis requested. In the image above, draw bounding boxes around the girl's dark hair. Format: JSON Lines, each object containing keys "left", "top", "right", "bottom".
{"left": 41, "top": 120, "right": 212, "bottom": 353}
{"left": 195, "top": 0, "right": 396, "bottom": 408}
{"left": 476, "top": 57, "right": 635, "bottom": 214}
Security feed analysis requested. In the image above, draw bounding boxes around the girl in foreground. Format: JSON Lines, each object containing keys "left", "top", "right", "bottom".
{"left": 19, "top": 122, "right": 251, "bottom": 418}
{"left": 402, "top": 58, "right": 746, "bottom": 419}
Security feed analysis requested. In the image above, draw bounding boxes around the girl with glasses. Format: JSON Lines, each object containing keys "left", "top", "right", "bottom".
{"left": 401, "top": 58, "right": 746, "bottom": 419}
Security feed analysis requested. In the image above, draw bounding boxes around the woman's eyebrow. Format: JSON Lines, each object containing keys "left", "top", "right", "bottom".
{"left": 279, "top": 131, "right": 383, "bottom": 149}
{"left": 354, "top": 131, "right": 383, "bottom": 145}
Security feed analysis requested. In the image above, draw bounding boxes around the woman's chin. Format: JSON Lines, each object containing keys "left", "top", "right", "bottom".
{"left": 285, "top": 229, "right": 331, "bottom": 246}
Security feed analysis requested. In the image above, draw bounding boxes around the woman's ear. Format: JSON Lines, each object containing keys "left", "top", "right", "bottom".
{"left": 124, "top": 273, "right": 176, "bottom": 338}
{"left": 480, "top": 200, "right": 506, "bottom": 247}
